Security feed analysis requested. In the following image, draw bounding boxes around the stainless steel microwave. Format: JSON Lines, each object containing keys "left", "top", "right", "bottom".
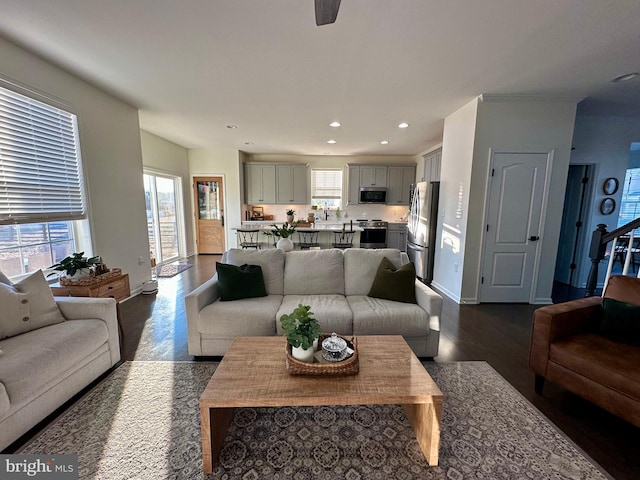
{"left": 359, "top": 187, "right": 387, "bottom": 204}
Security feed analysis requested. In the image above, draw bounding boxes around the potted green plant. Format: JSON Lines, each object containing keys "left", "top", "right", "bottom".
{"left": 268, "top": 222, "right": 297, "bottom": 251}
{"left": 48, "top": 252, "right": 101, "bottom": 280}
{"left": 280, "top": 304, "right": 321, "bottom": 363}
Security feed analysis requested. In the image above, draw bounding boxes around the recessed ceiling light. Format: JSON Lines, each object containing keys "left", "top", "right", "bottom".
{"left": 327, "top": 139, "right": 337, "bottom": 144}
{"left": 226, "top": 124, "right": 238, "bottom": 129}
{"left": 329, "top": 121, "right": 341, "bottom": 128}
{"left": 398, "top": 122, "right": 409, "bottom": 128}
{"left": 380, "top": 140, "right": 389, "bottom": 145}
{"left": 244, "top": 142, "right": 254, "bottom": 145}
{"left": 611, "top": 72, "right": 640, "bottom": 83}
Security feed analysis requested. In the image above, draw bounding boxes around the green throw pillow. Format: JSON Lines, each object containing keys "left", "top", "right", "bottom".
{"left": 367, "top": 257, "right": 417, "bottom": 304}
{"left": 600, "top": 298, "right": 640, "bottom": 346}
{"left": 216, "top": 263, "right": 267, "bottom": 301}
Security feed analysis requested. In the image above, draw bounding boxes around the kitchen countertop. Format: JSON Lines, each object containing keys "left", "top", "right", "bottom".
{"left": 235, "top": 222, "right": 363, "bottom": 232}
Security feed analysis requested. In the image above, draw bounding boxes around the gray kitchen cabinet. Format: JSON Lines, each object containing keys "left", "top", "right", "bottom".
{"left": 276, "top": 164, "right": 307, "bottom": 204}
{"left": 422, "top": 148, "right": 442, "bottom": 183}
{"left": 345, "top": 165, "right": 360, "bottom": 205}
{"left": 245, "top": 163, "right": 276, "bottom": 204}
{"left": 387, "top": 223, "right": 407, "bottom": 251}
{"left": 359, "top": 166, "right": 388, "bottom": 187}
{"left": 387, "top": 166, "right": 416, "bottom": 205}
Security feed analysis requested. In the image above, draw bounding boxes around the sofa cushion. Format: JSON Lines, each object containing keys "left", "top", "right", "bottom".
{"left": 225, "top": 249, "right": 285, "bottom": 295}
{"left": 0, "top": 271, "right": 66, "bottom": 340}
{"left": 347, "top": 295, "right": 430, "bottom": 336}
{"left": 0, "top": 270, "right": 11, "bottom": 284}
{"left": 368, "top": 257, "right": 417, "bottom": 304}
{"left": 198, "top": 295, "right": 282, "bottom": 337}
{"left": 216, "top": 263, "right": 267, "bottom": 301}
{"left": 550, "top": 333, "right": 640, "bottom": 401}
{"left": 0, "top": 319, "right": 109, "bottom": 414}
{"left": 600, "top": 298, "right": 640, "bottom": 346}
{"left": 283, "top": 249, "right": 345, "bottom": 295}
{"left": 344, "top": 249, "right": 404, "bottom": 296}
{"left": 277, "top": 295, "right": 352, "bottom": 336}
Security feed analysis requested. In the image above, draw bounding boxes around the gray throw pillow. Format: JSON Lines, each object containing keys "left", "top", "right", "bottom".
{"left": 0, "top": 270, "right": 66, "bottom": 339}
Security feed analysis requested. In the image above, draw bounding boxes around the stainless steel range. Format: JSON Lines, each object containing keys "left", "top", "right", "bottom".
{"left": 357, "top": 219, "right": 388, "bottom": 249}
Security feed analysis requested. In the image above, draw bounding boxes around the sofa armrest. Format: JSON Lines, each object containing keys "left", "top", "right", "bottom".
{"left": 184, "top": 274, "right": 220, "bottom": 356}
{"left": 414, "top": 280, "right": 442, "bottom": 334}
{"left": 55, "top": 297, "right": 120, "bottom": 366}
{"left": 529, "top": 296, "right": 602, "bottom": 377}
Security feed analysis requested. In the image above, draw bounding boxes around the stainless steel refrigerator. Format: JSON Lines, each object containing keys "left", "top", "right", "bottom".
{"left": 407, "top": 181, "right": 439, "bottom": 284}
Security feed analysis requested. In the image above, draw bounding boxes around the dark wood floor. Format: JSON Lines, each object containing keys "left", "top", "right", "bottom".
{"left": 7, "top": 254, "right": 639, "bottom": 479}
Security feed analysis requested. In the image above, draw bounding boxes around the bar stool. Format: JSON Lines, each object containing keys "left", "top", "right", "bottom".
{"left": 332, "top": 230, "right": 355, "bottom": 249}
{"left": 236, "top": 229, "right": 261, "bottom": 249}
{"left": 297, "top": 230, "right": 320, "bottom": 249}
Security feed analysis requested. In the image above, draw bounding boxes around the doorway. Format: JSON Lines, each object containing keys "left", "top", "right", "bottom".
{"left": 480, "top": 152, "right": 550, "bottom": 302}
{"left": 554, "top": 165, "right": 592, "bottom": 287}
{"left": 144, "top": 172, "right": 184, "bottom": 265}
{"left": 193, "top": 177, "right": 225, "bottom": 254}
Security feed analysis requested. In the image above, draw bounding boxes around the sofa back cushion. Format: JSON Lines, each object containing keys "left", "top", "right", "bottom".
{"left": 344, "top": 248, "right": 405, "bottom": 296}
{"left": 224, "top": 248, "right": 285, "bottom": 295}
{"left": 604, "top": 275, "right": 640, "bottom": 305}
{"left": 284, "top": 249, "right": 345, "bottom": 295}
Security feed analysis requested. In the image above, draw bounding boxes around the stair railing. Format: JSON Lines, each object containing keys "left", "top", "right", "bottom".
{"left": 585, "top": 218, "right": 640, "bottom": 296}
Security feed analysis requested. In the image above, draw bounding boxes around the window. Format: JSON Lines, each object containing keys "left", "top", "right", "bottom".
{"left": 617, "top": 167, "right": 640, "bottom": 233}
{"left": 0, "top": 81, "right": 86, "bottom": 277}
{"left": 311, "top": 169, "right": 343, "bottom": 209}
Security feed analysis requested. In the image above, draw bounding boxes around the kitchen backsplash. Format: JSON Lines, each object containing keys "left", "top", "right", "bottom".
{"left": 243, "top": 204, "right": 410, "bottom": 223}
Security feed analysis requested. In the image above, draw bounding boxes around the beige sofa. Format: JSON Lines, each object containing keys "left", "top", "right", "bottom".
{"left": 0, "top": 279, "right": 120, "bottom": 451}
{"left": 186, "top": 248, "right": 442, "bottom": 357}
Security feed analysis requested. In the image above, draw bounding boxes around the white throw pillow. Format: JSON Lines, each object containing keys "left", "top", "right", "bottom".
{"left": 0, "top": 270, "right": 66, "bottom": 339}
{"left": 0, "top": 270, "right": 11, "bottom": 285}
{"left": 0, "top": 282, "right": 32, "bottom": 339}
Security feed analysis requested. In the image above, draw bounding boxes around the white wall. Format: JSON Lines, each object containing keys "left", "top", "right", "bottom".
{"left": 188, "top": 148, "right": 243, "bottom": 250}
{"left": 570, "top": 116, "right": 640, "bottom": 287}
{"left": 431, "top": 98, "right": 479, "bottom": 302}
{"left": 140, "top": 130, "right": 195, "bottom": 257}
{"left": 432, "top": 96, "right": 577, "bottom": 304}
{"left": 1, "top": 37, "right": 151, "bottom": 291}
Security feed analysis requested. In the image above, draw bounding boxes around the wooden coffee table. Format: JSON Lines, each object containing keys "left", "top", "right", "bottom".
{"left": 199, "top": 335, "right": 443, "bottom": 473}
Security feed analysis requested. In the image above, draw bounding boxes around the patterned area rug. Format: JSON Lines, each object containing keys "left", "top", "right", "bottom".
{"left": 20, "top": 361, "right": 611, "bottom": 480}
{"left": 153, "top": 262, "right": 193, "bottom": 278}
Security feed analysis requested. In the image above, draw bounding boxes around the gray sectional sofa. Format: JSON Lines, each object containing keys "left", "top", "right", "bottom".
{"left": 0, "top": 269, "right": 120, "bottom": 451}
{"left": 185, "top": 248, "right": 442, "bottom": 357}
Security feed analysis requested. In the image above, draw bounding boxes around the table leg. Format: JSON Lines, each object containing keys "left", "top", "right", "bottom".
{"left": 403, "top": 400, "right": 442, "bottom": 466}
{"left": 200, "top": 406, "right": 235, "bottom": 473}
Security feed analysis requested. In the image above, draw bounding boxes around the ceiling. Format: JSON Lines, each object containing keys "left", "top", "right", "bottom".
{"left": 1, "top": 0, "right": 640, "bottom": 156}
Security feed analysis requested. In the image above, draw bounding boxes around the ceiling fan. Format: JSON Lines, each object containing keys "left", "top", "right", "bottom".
{"left": 315, "top": 0, "right": 341, "bottom": 26}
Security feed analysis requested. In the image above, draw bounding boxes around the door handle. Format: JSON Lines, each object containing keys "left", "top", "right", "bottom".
{"left": 221, "top": 215, "right": 224, "bottom": 227}
{"left": 529, "top": 235, "right": 540, "bottom": 241}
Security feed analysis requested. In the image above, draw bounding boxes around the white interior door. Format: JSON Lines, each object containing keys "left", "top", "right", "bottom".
{"left": 480, "top": 152, "right": 549, "bottom": 302}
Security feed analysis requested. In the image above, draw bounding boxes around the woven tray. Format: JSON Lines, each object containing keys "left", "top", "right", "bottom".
{"left": 285, "top": 334, "right": 359, "bottom": 376}
{"left": 59, "top": 268, "right": 122, "bottom": 286}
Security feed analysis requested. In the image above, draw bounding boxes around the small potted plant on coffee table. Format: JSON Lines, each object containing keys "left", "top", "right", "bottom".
{"left": 280, "top": 304, "right": 321, "bottom": 363}
{"left": 48, "top": 252, "right": 101, "bottom": 281}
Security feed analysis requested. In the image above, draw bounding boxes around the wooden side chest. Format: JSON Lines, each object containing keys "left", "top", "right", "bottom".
{"left": 50, "top": 273, "right": 130, "bottom": 302}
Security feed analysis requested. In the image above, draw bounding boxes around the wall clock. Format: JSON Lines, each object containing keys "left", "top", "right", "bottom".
{"left": 599, "top": 197, "right": 616, "bottom": 215}
{"left": 602, "top": 177, "right": 619, "bottom": 195}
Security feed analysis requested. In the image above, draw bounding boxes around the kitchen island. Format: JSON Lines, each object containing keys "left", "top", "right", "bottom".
{"left": 234, "top": 221, "right": 363, "bottom": 249}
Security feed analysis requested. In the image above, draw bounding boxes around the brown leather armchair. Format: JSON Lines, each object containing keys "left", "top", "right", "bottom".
{"left": 529, "top": 275, "right": 640, "bottom": 428}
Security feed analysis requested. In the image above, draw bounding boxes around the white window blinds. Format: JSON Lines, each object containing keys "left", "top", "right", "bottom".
{"left": 311, "top": 169, "right": 342, "bottom": 199}
{"left": 0, "top": 84, "right": 86, "bottom": 225}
